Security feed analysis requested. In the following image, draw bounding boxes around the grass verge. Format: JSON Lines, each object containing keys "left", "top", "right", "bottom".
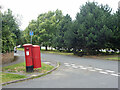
{"left": 2, "top": 73, "right": 27, "bottom": 83}
{"left": 2, "top": 62, "right": 54, "bottom": 73}
{"left": 2, "top": 62, "right": 26, "bottom": 73}
{"left": 105, "top": 57, "right": 120, "bottom": 60}
{"left": 2, "top": 62, "right": 54, "bottom": 83}
{"left": 83, "top": 55, "right": 120, "bottom": 61}
{"left": 42, "top": 50, "right": 73, "bottom": 56}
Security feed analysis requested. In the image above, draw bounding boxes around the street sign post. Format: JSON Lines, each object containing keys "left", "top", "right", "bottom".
{"left": 29, "top": 31, "right": 33, "bottom": 44}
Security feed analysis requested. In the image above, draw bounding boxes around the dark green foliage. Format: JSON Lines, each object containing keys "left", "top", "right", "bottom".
{"left": 69, "top": 2, "right": 118, "bottom": 55}
{"left": 109, "top": 8, "right": 120, "bottom": 51}
{"left": 54, "top": 14, "right": 72, "bottom": 51}
{"left": 23, "top": 2, "right": 119, "bottom": 55}
{"left": 2, "top": 9, "right": 21, "bottom": 53}
{"left": 23, "top": 10, "right": 64, "bottom": 50}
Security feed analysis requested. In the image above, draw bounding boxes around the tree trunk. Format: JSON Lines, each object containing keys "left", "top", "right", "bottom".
{"left": 73, "top": 48, "right": 76, "bottom": 54}
{"left": 67, "top": 48, "right": 71, "bottom": 52}
{"left": 45, "top": 46, "right": 48, "bottom": 51}
{"left": 40, "top": 46, "right": 41, "bottom": 50}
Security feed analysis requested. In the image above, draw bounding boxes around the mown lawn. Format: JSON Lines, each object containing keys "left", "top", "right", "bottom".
{"left": 2, "top": 62, "right": 54, "bottom": 73}
{"left": 83, "top": 55, "right": 120, "bottom": 61}
{"left": 105, "top": 57, "right": 120, "bottom": 60}
{"left": 2, "top": 73, "right": 27, "bottom": 83}
{"left": 2, "top": 62, "right": 54, "bottom": 83}
{"left": 2, "top": 62, "right": 26, "bottom": 73}
{"left": 42, "top": 51, "right": 73, "bottom": 56}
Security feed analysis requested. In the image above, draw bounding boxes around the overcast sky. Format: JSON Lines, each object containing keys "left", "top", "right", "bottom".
{"left": 0, "top": 0, "right": 119, "bottom": 30}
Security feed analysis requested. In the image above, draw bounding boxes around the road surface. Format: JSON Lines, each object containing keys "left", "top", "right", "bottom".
{"left": 3, "top": 50, "right": 119, "bottom": 88}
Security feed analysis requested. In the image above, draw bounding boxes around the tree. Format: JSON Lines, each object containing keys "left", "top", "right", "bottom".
{"left": 0, "top": 8, "right": 2, "bottom": 53}
{"left": 109, "top": 8, "right": 120, "bottom": 51}
{"left": 52, "top": 14, "right": 72, "bottom": 51}
{"left": 2, "top": 9, "right": 20, "bottom": 53}
{"left": 23, "top": 10, "right": 64, "bottom": 50}
{"left": 23, "top": 2, "right": 119, "bottom": 55}
{"left": 75, "top": 2, "right": 113, "bottom": 55}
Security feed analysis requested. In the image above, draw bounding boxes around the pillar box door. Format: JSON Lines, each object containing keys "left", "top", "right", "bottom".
{"left": 23, "top": 44, "right": 33, "bottom": 72}
{"left": 32, "top": 45, "right": 41, "bottom": 68}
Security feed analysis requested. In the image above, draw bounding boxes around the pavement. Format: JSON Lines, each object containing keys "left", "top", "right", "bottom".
{"left": 2, "top": 50, "right": 119, "bottom": 88}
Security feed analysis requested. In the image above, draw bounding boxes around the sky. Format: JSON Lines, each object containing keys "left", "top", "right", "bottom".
{"left": 0, "top": 0, "right": 119, "bottom": 30}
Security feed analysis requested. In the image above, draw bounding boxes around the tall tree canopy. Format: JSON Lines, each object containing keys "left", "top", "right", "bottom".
{"left": 23, "top": 9, "right": 64, "bottom": 50}
{"left": 2, "top": 9, "right": 21, "bottom": 53}
{"left": 23, "top": 2, "right": 119, "bottom": 55}
{"left": 70, "top": 2, "right": 117, "bottom": 55}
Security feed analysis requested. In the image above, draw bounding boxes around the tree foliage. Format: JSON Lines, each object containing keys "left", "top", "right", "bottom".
{"left": 23, "top": 10, "right": 64, "bottom": 50}
{"left": 23, "top": 2, "right": 119, "bottom": 55}
{"left": 2, "top": 9, "right": 21, "bottom": 53}
{"left": 74, "top": 2, "right": 114, "bottom": 54}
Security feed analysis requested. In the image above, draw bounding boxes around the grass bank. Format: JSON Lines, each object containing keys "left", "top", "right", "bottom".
{"left": 2, "top": 62, "right": 54, "bottom": 83}
{"left": 41, "top": 50, "right": 119, "bottom": 61}
{"left": 105, "top": 56, "right": 120, "bottom": 60}
{"left": 83, "top": 55, "right": 120, "bottom": 61}
{"left": 2, "top": 62, "right": 54, "bottom": 73}
{"left": 2, "top": 73, "right": 27, "bottom": 83}
{"left": 42, "top": 50, "right": 73, "bottom": 56}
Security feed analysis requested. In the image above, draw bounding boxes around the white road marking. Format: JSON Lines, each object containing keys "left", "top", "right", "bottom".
{"left": 105, "top": 70, "right": 115, "bottom": 73}
{"left": 87, "top": 67, "right": 94, "bottom": 70}
{"left": 65, "top": 64, "right": 71, "bottom": 67}
{"left": 79, "top": 66, "right": 83, "bottom": 68}
{"left": 64, "top": 63, "right": 119, "bottom": 77}
{"left": 89, "top": 69, "right": 96, "bottom": 72}
{"left": 72, "top": 66, "right": 78, "bottom": 68}
{"left": 80, "top": 67, "right": 87, "bottom": 70}
{"left": 87, "top": 67, "right": 93, "bottom": 69}
{"left": 71, "top": 64, "right": 75, "bottom": 66}
{"left": 111, "top": 74, "right": 119, "bottom": 77}
{"left": 94, "top": 68, "right": 103, "bottom": 71}
{"left": 99, "top": 71, "right": 108, "bottom": 74}
{"left": 64, "top": 63, "right": 69, "bottom": 64}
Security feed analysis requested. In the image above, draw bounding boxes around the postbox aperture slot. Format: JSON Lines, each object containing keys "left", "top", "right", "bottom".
{"left": 26, "top": 47, "right": 29, "bottom": 50}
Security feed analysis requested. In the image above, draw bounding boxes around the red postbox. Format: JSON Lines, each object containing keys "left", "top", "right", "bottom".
{"left": 32, "top": 45, "right": 41, "bottom": 68}
{"left": 23, "top": 44, "right": 33, "bottom": 72}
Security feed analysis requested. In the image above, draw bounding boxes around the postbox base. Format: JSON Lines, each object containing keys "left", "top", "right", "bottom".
{"left": 26, "top": 65, "right": 34, "bottom": 72}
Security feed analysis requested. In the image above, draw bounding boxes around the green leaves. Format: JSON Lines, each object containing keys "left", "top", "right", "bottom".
{"left": 73, "top": 2, "right": 118, "bottom": 54}
{"left": 2, "top": 9, "right": 20, "bottom": 53}
{"left": 23, "top": 2, "right": 119, "bottom": 54}
{"left": 23, "top": 10, "right": 64, "bottom": 50}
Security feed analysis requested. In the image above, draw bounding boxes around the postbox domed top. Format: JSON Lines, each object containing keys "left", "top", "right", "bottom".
{"left": 23, "top": 44, "right": 32, "bottom": 47}
{"left": 32, "top": 45, "right": 40, "bottom": 48}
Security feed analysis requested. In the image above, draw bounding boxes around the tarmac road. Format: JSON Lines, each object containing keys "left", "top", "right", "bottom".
{"left": 2, "top": 50, "right": 119, "bottom": 88}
